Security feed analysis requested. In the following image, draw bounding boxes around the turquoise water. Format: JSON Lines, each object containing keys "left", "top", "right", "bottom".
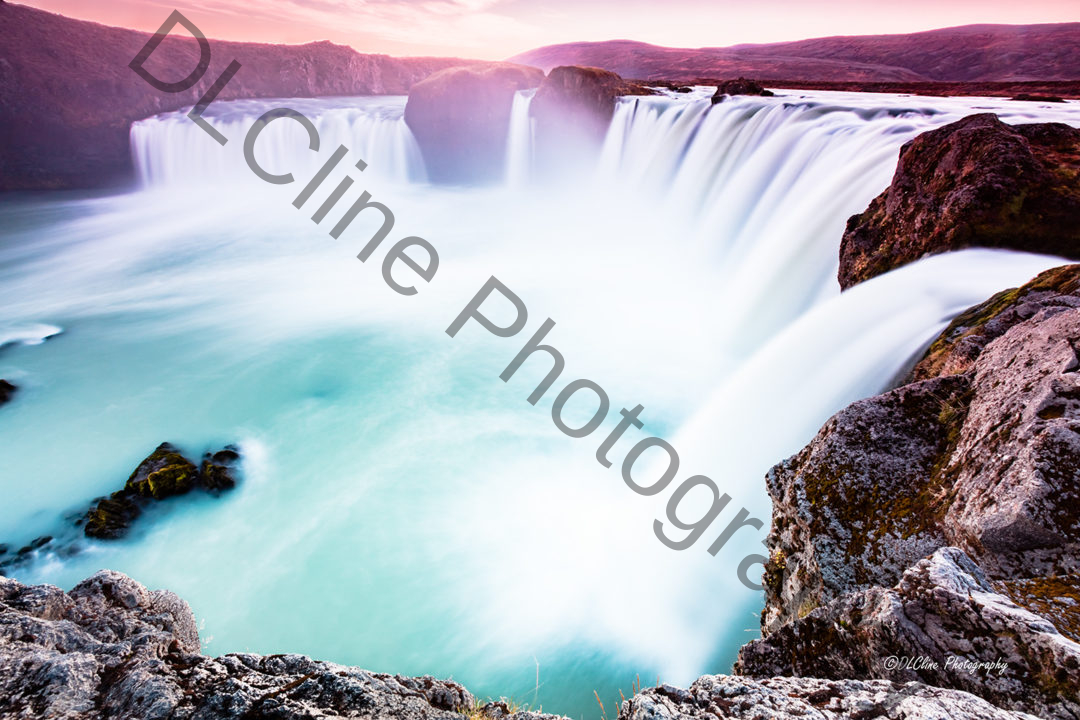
{"left": 2, "top": 92, "right": 1079, "bottom": 718}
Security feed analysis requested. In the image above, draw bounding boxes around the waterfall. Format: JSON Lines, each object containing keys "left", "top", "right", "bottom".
{"left": 5, "top": 89, "right": 1080, "bottom": 719}
{"left": 131, "top": 97, "right": 427, "bottom": 187}
{"left": 505, "top": 89, "right": 536, "bottom": 187}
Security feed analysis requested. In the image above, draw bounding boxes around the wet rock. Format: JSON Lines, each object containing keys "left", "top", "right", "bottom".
{"left": 83, "top": 494, "right": 143, "bottom": 540}
{"left": 404, "top": 62, "right": 544, "bottom": 183}
{"left": 0, "top": 379, "right": 15, "bottom": 405}
{"left": 737, "top": 548, "right": 1080, "bottom": 720}
{"left": 124, "top": 443, "right": 198, "bottom": 500}
{"left": 0, "top": 571, "right": 562, "bottom": 720}
{"left": 198, "top": 446, "right": 241, "bottom": 492}
{"left": 710, "top": 77, "right": 774, "bottom": 103}
{"left": 839, "top": 113, "right": 1080, "bottom": 289}
{"left": 82, "top": 443, "right": 241, "bottom": 540}
{"left": 619, "top": 673, "right": 1035, "bottom": 720}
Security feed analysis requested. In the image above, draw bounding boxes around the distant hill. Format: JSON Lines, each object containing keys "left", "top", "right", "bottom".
{"left": 510, "top": 24, "right": 1080, "bottom": 82}
{"left": 0, "top": 2, "right": 472, "bottom": 190}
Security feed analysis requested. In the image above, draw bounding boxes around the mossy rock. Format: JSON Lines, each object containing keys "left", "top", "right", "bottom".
{"left": 908, "top": 264, "right": 1080, "bottom": 382}
{"left": 84, "top": 495, "right": 142, "bottom": 539}
{"left": 124, "top": 443, "right": 198, "bottom": 500}
{"left": 199, "top": 446, "right": 240, "bottom": 493}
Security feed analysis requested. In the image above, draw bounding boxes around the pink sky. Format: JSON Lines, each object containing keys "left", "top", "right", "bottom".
{"left": 16, "top": 0, "right": 1080, "bottom": 60}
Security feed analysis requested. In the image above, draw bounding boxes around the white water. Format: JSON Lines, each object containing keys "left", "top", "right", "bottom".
{"left": 2, "top": 89, "right": 1079, "bottom": 718}
{"left": 505, "top": 90, "right": 536, "bottom": 187}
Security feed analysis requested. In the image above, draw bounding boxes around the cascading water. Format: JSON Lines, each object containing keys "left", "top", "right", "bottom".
{"left": 2, "top": 88, "right": 1079, "bottom": 718}
{"left": 131, "top": 96, "right": 427, "bottom": 186}
{"left": 505, "top": 89, "right": 536, "bottom": 187}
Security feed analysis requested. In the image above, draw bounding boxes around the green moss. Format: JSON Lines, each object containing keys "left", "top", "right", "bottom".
{"left": 910, "top": 264, "right": 1080, "bottom": 382}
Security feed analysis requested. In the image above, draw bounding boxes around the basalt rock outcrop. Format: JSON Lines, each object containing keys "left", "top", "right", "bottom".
{"left": 403, "top": 63, "right": 544, "bottom": 183}
{"left": 710, "top": 78, "right": 774, "bottom": 103}
{"left": 0, "top": 3, "right": 470, "bottom": 191}
{"left": 746, "top": 266, "right": 1080, "bottom": 717}
{"left": 0, "top": 570, "right": 560, "bottom": 720}
{"left": 838, "top": 113, "right": 1080, "bottom": 289}
{"left": 83, "top": 442, "right": 241, "bottom": 540}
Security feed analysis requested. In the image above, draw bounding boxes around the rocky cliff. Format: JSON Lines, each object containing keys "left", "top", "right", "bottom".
{"left": 737, "top": 266, "right": 1080, "bottom": 718}
{"left": 0, "top": 3, "right": 470, "bottom": 190}
{"left": 2, "top": 570, "right": 1053, "bottom": 720}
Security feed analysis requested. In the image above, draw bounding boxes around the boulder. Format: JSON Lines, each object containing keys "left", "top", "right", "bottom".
{"left": 199, "top": 446, "right": 241, "bottom": 493}
{"left": 0, "top": 570, "right": 558, "bottom": 720}
{"left": 404, "top": 63, "right": 544, "bottom": 183}
{"left": 619, "top": 673, "right": 1035, "bottom": 720}
{"left": 0, "top": 379, "right": 15, "bottom": 405}
{"left": 529, "top": 65, "right": 645, "bottom": 178}
{"left": 124, "top": 443, "right": 198, "bottom": 500}
{"left": 839, "top": 114, "right": 1080, "bottom": 289}
{"left": 737, "top": 548, "right": 1080, "bottom": 720}
{"left": 710, "top": 78, "right": 774, "bottom": 103}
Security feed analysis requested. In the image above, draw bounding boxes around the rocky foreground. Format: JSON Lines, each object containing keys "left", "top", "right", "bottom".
{"left": 0, "top": 570, "right": 1045, "bottom": 720}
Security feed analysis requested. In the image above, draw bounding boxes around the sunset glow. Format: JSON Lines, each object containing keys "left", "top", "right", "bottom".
{"left": 16, "top": 0, "right": 1080, "bottom": 59}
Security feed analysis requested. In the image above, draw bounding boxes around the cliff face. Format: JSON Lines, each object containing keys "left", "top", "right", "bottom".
{"left": 0, "top": 3, "right": 470, "bottom": 190}
{"left": 839, "top": 114, "right": 1080, "bottom": 289}
{"left": 741, "top": 267, "right": 1080, "bottom": 718}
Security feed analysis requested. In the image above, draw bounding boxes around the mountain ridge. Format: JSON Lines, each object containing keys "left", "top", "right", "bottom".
{"left": 509, "top": 23, "right": 1080, "bottom": 82}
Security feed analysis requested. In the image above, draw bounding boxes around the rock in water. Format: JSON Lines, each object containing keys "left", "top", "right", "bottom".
{"left": 530, "top": 65, "right": 642, "bottom": 179}
{"left": 124, "top": 443, "right": 198, "bottom": 500}
{"left": 619, "top": 674, "right": 1036, "bottom": 720}
{"left": 83, "top": 443, "right": 240, "bottom": 540}
{"left": 0, "top": 570, "right": 543, "bottom": 720}
{"left": 710, "top": 78, "right": 774, "bottom": 103}
{"left": 404, "top": 63, "right": 544, "bottom": 183}
{"left": 738, "top": 548, "right": 1080, "bottom": 720}
{"left": 839, "top": 113, "right": 1080, "bottom": 289}
{"left": 199, "top": 446, "right": 241, "bottom": 492}
{"left": 0, "top": 379, "right": 15, "bottom": 406}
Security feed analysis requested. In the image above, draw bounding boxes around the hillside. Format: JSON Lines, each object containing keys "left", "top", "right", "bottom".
{"left": 510, "top": 23, "right": 1080, "bottom": 82}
